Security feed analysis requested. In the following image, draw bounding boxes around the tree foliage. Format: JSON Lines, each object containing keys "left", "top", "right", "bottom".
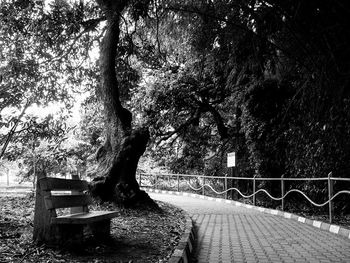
{"left": 0, "top": 0, "right": 99, "bottom": 160}
{"left": 2, "top": 0, "right": 350, "bottom": 210}
{"left": 130, "top": 0, "right": 350, "bottom": 188}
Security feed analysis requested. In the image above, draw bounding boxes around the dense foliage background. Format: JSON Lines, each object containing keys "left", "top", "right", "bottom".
{"left": 1, "top": 0, "right": 349, "bottom": 210}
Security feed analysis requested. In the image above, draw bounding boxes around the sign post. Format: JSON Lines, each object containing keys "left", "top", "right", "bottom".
{"left": 227, "top": 152, "right": 236, "bottom": 199}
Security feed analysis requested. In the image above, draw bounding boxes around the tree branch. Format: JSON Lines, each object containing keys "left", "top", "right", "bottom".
{"left": 190, "top": 95, "right": 229, "bottom": 139}
{"left": 0, "top": 102, "right": 30, "bottom": 160}
{"left": 156, "top": 109, "right": 201, "bottom": 144}
{"left": 42, "top": 17, "right": 105, "bottom": 65}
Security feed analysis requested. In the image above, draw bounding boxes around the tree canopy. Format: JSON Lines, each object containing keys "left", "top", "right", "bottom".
{"left": 1, "top": 0, "right": 350, "bottom": 205}
{"left": 134, "top": 0, "right": 350, "bottom": 180}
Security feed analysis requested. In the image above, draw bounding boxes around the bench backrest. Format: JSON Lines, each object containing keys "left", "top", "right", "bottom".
{"left": 38, "top": 177, "right": 91, "bottom": 216}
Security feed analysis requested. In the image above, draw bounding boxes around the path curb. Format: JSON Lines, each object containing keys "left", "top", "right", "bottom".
{"left": 145, "top": 188, "right": 350, "bottom": 241}
{"left": 167, "top": 211, "right": 195, "bottom": 263}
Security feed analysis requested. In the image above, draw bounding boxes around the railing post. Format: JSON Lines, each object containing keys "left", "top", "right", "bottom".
{"left": 232, "top": 168, "right": 238, "bottom": 200}
{"left": 177, "top": 175, "right": 180, "bottom": 192}
{"left": 328, "top": 172, "right": 333, "bottom": 224}
{"left": 202, "top": 176, "right": 205, "bottom": 196}
{"left": 253, "top": 175, "right": 257, "bottom": 206}
{"left": 225, "top": 173, "right": 228, "bottom": 199}
{"left": 138, "top": 173, "right": 142, "bottom": 187}
{"left": 281, "top": 175, "right": 285, "bottom": 211}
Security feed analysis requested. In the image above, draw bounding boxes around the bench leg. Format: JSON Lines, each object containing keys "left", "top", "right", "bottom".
{"left": 89, "top": 220, "right": 111, "bottom": 240}
{"left": 56, "top": 225, "right": 84, "bottom": 246}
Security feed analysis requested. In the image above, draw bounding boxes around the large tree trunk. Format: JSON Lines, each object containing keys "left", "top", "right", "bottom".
{"left": 89, "top": 0, "right": 156, "bottom": 208}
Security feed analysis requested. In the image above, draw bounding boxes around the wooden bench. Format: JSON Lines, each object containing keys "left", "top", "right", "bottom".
{"left": 33, "top": 173, "right": 118, "bottom": 246}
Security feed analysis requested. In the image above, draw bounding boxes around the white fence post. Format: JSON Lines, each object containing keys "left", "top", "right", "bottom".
{"left": 225, "top": 174, "right": 228, "bottom": 199}
{"left": 202, "top": 176, "right": 205, "bottom": 196}
{"left": 328, "top": 172, "right": 333, "bottom": 224}
{"left": 253, "top": 175, "right": 257, "bottom": 206}
{"left": 177, "top": 175, "right": 180, "bottom": 192}
{"left": 281, "top": 175, "right": 285, "bottom": 211}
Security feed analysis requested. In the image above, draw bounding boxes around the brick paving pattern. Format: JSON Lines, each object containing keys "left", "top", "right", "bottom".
{"left": 150, "top": 193, "right": 350, "bottom": 263}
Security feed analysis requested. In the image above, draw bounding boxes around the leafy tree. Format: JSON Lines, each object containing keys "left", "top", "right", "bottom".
{"left": 85, "top": 0, "right": 161, "bottom": 208}
{"left": 0, "top": 0, "right": 98, "bottom": 159}
{"left": 2, "top": 0, "right": 350, "bottom": 211}
{"left": 130, "top": 0, "right": 350, "bottom": 203}
{"left": 0, "top": 0, "right": 158, "bottom": 207}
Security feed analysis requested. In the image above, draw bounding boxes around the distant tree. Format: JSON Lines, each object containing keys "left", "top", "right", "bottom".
{"left": 0, "top": 0, "right": 97, "bottom": 159}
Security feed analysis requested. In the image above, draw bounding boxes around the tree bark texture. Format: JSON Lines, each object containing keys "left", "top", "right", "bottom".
{"left": 90, "top": 1, "right": 156, "bottom": 208}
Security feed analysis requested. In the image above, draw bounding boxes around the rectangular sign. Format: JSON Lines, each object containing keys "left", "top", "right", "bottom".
{"left": 227, "top": 152, "right": 236, "bottom": 167}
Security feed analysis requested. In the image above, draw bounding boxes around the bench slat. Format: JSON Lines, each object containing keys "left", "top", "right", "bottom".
{"left": 39, "top": 178, "right": 89, "bottom": 191}
{"left": 44, "top": 194, "right": 92, "bottom": 209}
{"left": 51, "top": 211, "right": 119, "bottom": 224}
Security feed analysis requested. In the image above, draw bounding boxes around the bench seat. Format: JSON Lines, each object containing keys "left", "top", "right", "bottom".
{"left": 52, "top": 211, "right": 119, "bottom": 224}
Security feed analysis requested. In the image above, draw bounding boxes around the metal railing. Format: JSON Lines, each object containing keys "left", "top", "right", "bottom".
{"left": 138, "top": 172, "right": 350, "bottom": 223}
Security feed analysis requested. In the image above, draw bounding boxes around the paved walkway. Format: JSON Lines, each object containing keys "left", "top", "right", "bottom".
{"left": 150, "top": 193, "right": 350, "bottom": 263}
